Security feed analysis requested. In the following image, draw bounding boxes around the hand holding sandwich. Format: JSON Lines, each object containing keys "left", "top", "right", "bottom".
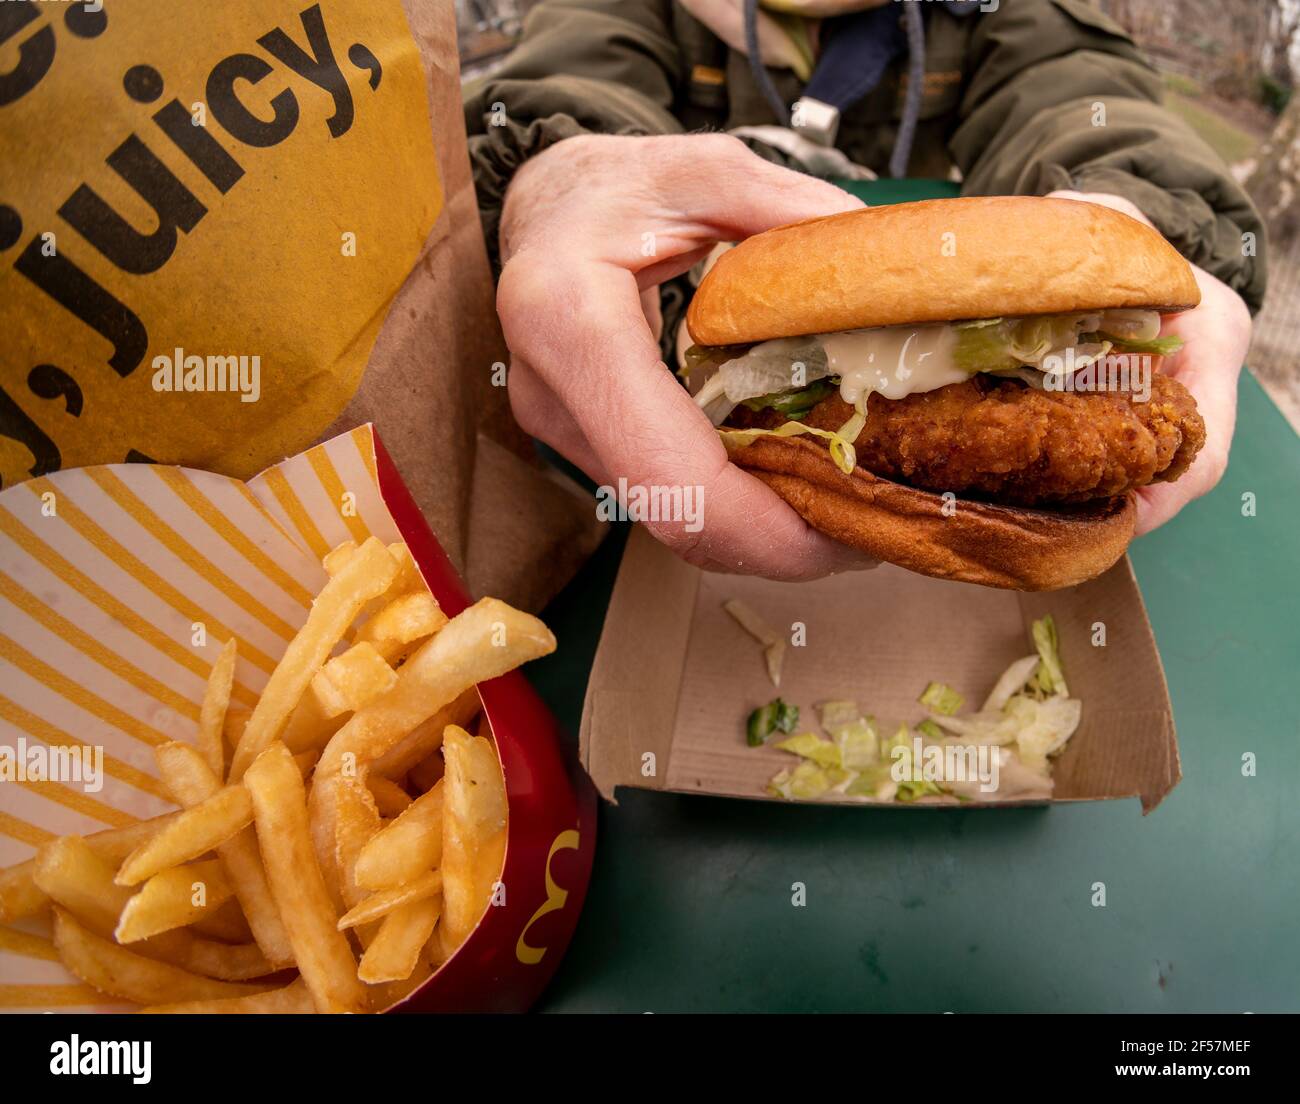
{"left": 1047, "top": 190, "right": 1252, "bottom": 535}
{"left": 496, "top": 133, "right": 878, "bottom": 580}
{"left": 497, "top": 135, "right": 1247, "bottom": 587}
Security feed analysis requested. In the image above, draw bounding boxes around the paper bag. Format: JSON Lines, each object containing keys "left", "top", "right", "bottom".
{"left": 0, "top": 0, "right": 602, "bottom": 610}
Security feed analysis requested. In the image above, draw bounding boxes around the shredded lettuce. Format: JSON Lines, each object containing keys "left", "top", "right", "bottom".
{"left": 1100, "top": 332, "right": 1183, "bottom": 357}
{"left": 719, "top": 399, "right": 864, "bottom": 475}
{"left": 844, "top": 770, "right": 889, "bottom": 799}
{"left": 953, "top": 322, "right": 1020, "bottom": 373}
{"left": 919, "top": 682, "right": 964, "bottom": 716}
{"left": 690, "top": 336, "right": 830, "bottom": 425}
{"left": 981, "top": 655, "right": 1042, "bottom": 713}
{"left": 916, "top": 719, "right": 943, "bottom": 741}
{"left": 761, "top": 615, "right": 1082, "bottom": 804}
{"left": 834, "top": 719, "right": 880, "bottom": 770}
{"left": 779, "top": 761, "right": 830, "bottom": 799}
{"left": 723, "top": 598, "right": 786, "bottom": 687}
{"left": 879, "top": 724, "right": 913, "bottom": 783}
{"left": 896, "top": 779, "right": 945, "bottom": 803}
{"left": 925, "top": 709, "right": 1020, "bottom": 746}
{"left": 1014, "top": 696, "right": 1083, "bottom": 772}
{"left": 1031, "top": 615, "right": 1068, "bottom": 697}
{"left": 817, "top": 700, "right": 862, "bottom": 730}
{"left": 946, "top": 312, "right": 1179, "bottom": 374}
{"left": 844, "top": 765, "right": 898, "bottom": 800}
{"left": 770, "top": 760, "right": 852, "bottom": 799}
{"left": 774, "top": 732, "right": 841, "bottom": 769}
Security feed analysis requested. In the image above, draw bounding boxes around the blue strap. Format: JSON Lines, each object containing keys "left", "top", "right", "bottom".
{"left": 803, "top": 6, "right": 907, "bottom": 115}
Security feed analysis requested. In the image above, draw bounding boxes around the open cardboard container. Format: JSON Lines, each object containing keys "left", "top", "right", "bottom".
{"left": 0, "top": 426, "right": 595, "bottom": 1013}
{"left": 581, "top": 527, "right": 1180, "bottom": 813}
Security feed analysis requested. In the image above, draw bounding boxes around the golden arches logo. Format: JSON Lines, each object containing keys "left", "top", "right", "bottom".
{"left": 515, "top": 828, "right": 580, "bottom": 965}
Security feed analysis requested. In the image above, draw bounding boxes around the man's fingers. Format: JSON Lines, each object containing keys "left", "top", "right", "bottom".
{"left": 635, "top": 245, "right": 715, "bottom": 292}
{"left": 550, "top": 135, "right": 865, "bottom": 271}
{"left": 1148, "top": 266, "right": 1249, "bottom": 535}
{"left": 503, "top": 261, "right": 874, "bottom": 578}
{"left": 1135, "top": 482, "right": 1189, "bottom": 537}
{"left": 639, "top": 285, "right": 665, "bottom": 341}
{"left": 504, "top": 134, "right": 865, "bottom": 275}
{"left": 1045, "top": 188, "right": 1153, "bottom": 227}
{"left": 670, "top": 134, "right": 867, "bottom": 241}
{"left": 641, "top": 461, "right": 880, "bottom": 580}
{"left": 512, "top": 352, "right": 869, "bottom": 578}
{"left": 1136, "top": 435, "right": 1228, "bottom": 536}
{"left": 506, "top": 357, "right": 612, "bottom": 486}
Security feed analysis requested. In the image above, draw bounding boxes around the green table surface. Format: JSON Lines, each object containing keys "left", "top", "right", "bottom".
{"left": 529, "top": 180, "right": 1300, "bottom": 1012}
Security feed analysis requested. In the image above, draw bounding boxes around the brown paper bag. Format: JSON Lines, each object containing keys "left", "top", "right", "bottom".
{"left": 0, "top": 0, "right": 602, "bottom": 610}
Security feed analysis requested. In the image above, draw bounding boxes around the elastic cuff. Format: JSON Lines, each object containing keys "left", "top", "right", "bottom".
{"left": 469, "top": 115, "right": 651, "bottom": 279}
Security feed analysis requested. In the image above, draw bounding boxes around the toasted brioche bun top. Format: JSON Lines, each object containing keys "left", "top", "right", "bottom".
{"left": 687, "top": 196, "right": 1201, "bottom": 347}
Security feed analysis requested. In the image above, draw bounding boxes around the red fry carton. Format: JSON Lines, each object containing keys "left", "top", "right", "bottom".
{"left": 0, "top": 425, "right": 595, "bottom": 1012}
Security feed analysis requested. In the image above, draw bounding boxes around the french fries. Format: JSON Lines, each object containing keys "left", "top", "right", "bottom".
{"left": 366, "top": 956, "right": 435, "bottom": 1011}
{"left": 280, "top": 691, "right": 347, "bottom": 754}
{"left": 322, "top": 540, "right": 357, "bottom": 575}
{"left": 223, "top": 705, "right": 250, "bottom": 756}
{"left": 155, "top": 741, "right": 293, "bottom": 965}
{"left": 355, "top": 782, "right": 443, "bottom": 890}
{"left": 53, "top": 908, "right": 272, "bottom": 1005}
{"left": 198, "top": 637, "right": 238, "bottom": 778}
{"left": 338, "top": 871, "right": 443, "bottom": 929}
{"left": 139, "top": 977, "right": 316, "bottom": 1014}
{"left": 309, "top": 598, "right": 553, "bottom": 907}
{"left": 334, "top": 776, "right": 382, "bottom": 912}
{"left": 358, "top": 897, "right": 441, "bottom": 984}
{"left": 34, "top": 835, "right": 134, "bottom": 937}
{"left": 366, "top": 774, "right": 413, "bottom": 817}
{"left": 244, "top": 742, "right": 368, "bottom": 1014}
{"left": 115, "top": 860, "right": 234, "bottom": 943}
{"left": 311, "top": 641, "right": 398, "bottom": 718}
{"left": 0, "top": 861, "right": 51, "bottom": 924}
{"left": 0, "top": 812, "right": 180, "bottom": 924}
{"left": 438, "top": 725, "right": 508, "bottom": 957}
{"left": 32, "top": 835, "right": 274, "bottom": 981}
{"left": 229, "top": 537, "right": 399, "bottom": 780}
{"left": 1, "top": 539, "right": 548, "bottom": 1013}
{"left": 191, "top": 897, "right": 254, "bottom": 943}
{"left": 316, "top": 598, "right": 554, "bottom": 778}
{"left": 355, "top": 591, "right": 448, "bottom": 664}
{"left": 369, "top": 687, "right": 478, "bottom": 780}
{"left": 153, "top": 934, "right": 276, "bottom": 981}
{"left": 116, "top": 784, "right": 254, "bottom": 886}
{"left": 384, "top": 542, "right": 423, "bottom": 598}
{"left": 139, "top": 977, "right": 314, "bottom": 1014}
{"left": 407, "top": 747, "right": 447, "bottom": 793}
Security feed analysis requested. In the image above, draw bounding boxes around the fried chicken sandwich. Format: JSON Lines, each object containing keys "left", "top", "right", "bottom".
{"left": 684, "top": 196, "right": 1206, "bottom": 590}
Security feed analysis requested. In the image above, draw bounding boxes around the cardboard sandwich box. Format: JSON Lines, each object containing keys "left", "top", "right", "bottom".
{"left": 581, "top": 527, "right": 1180, "bottom": 813}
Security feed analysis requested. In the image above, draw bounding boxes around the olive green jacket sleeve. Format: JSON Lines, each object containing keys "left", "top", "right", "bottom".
{"left": 464, "top": 0, "right": 1266, "bottom": 311}
{"left": 461, "top": 0, "right": 686, "bottom": 274}
{"left": 950, "top": 0, "right": 1266, "bottom": 312}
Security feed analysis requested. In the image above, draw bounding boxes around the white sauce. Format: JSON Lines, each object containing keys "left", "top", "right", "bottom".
{"left": 821, "top": 325, "right": 969, "bottom": 405}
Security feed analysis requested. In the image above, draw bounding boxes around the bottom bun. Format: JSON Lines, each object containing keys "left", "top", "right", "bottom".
{"left": 730, "top": 436, "right": 1135, "bottom": 590}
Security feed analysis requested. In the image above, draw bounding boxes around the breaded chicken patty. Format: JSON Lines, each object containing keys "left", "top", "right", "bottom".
{"left": 725, "top": 374, "right": 1205, "bottom": 506}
